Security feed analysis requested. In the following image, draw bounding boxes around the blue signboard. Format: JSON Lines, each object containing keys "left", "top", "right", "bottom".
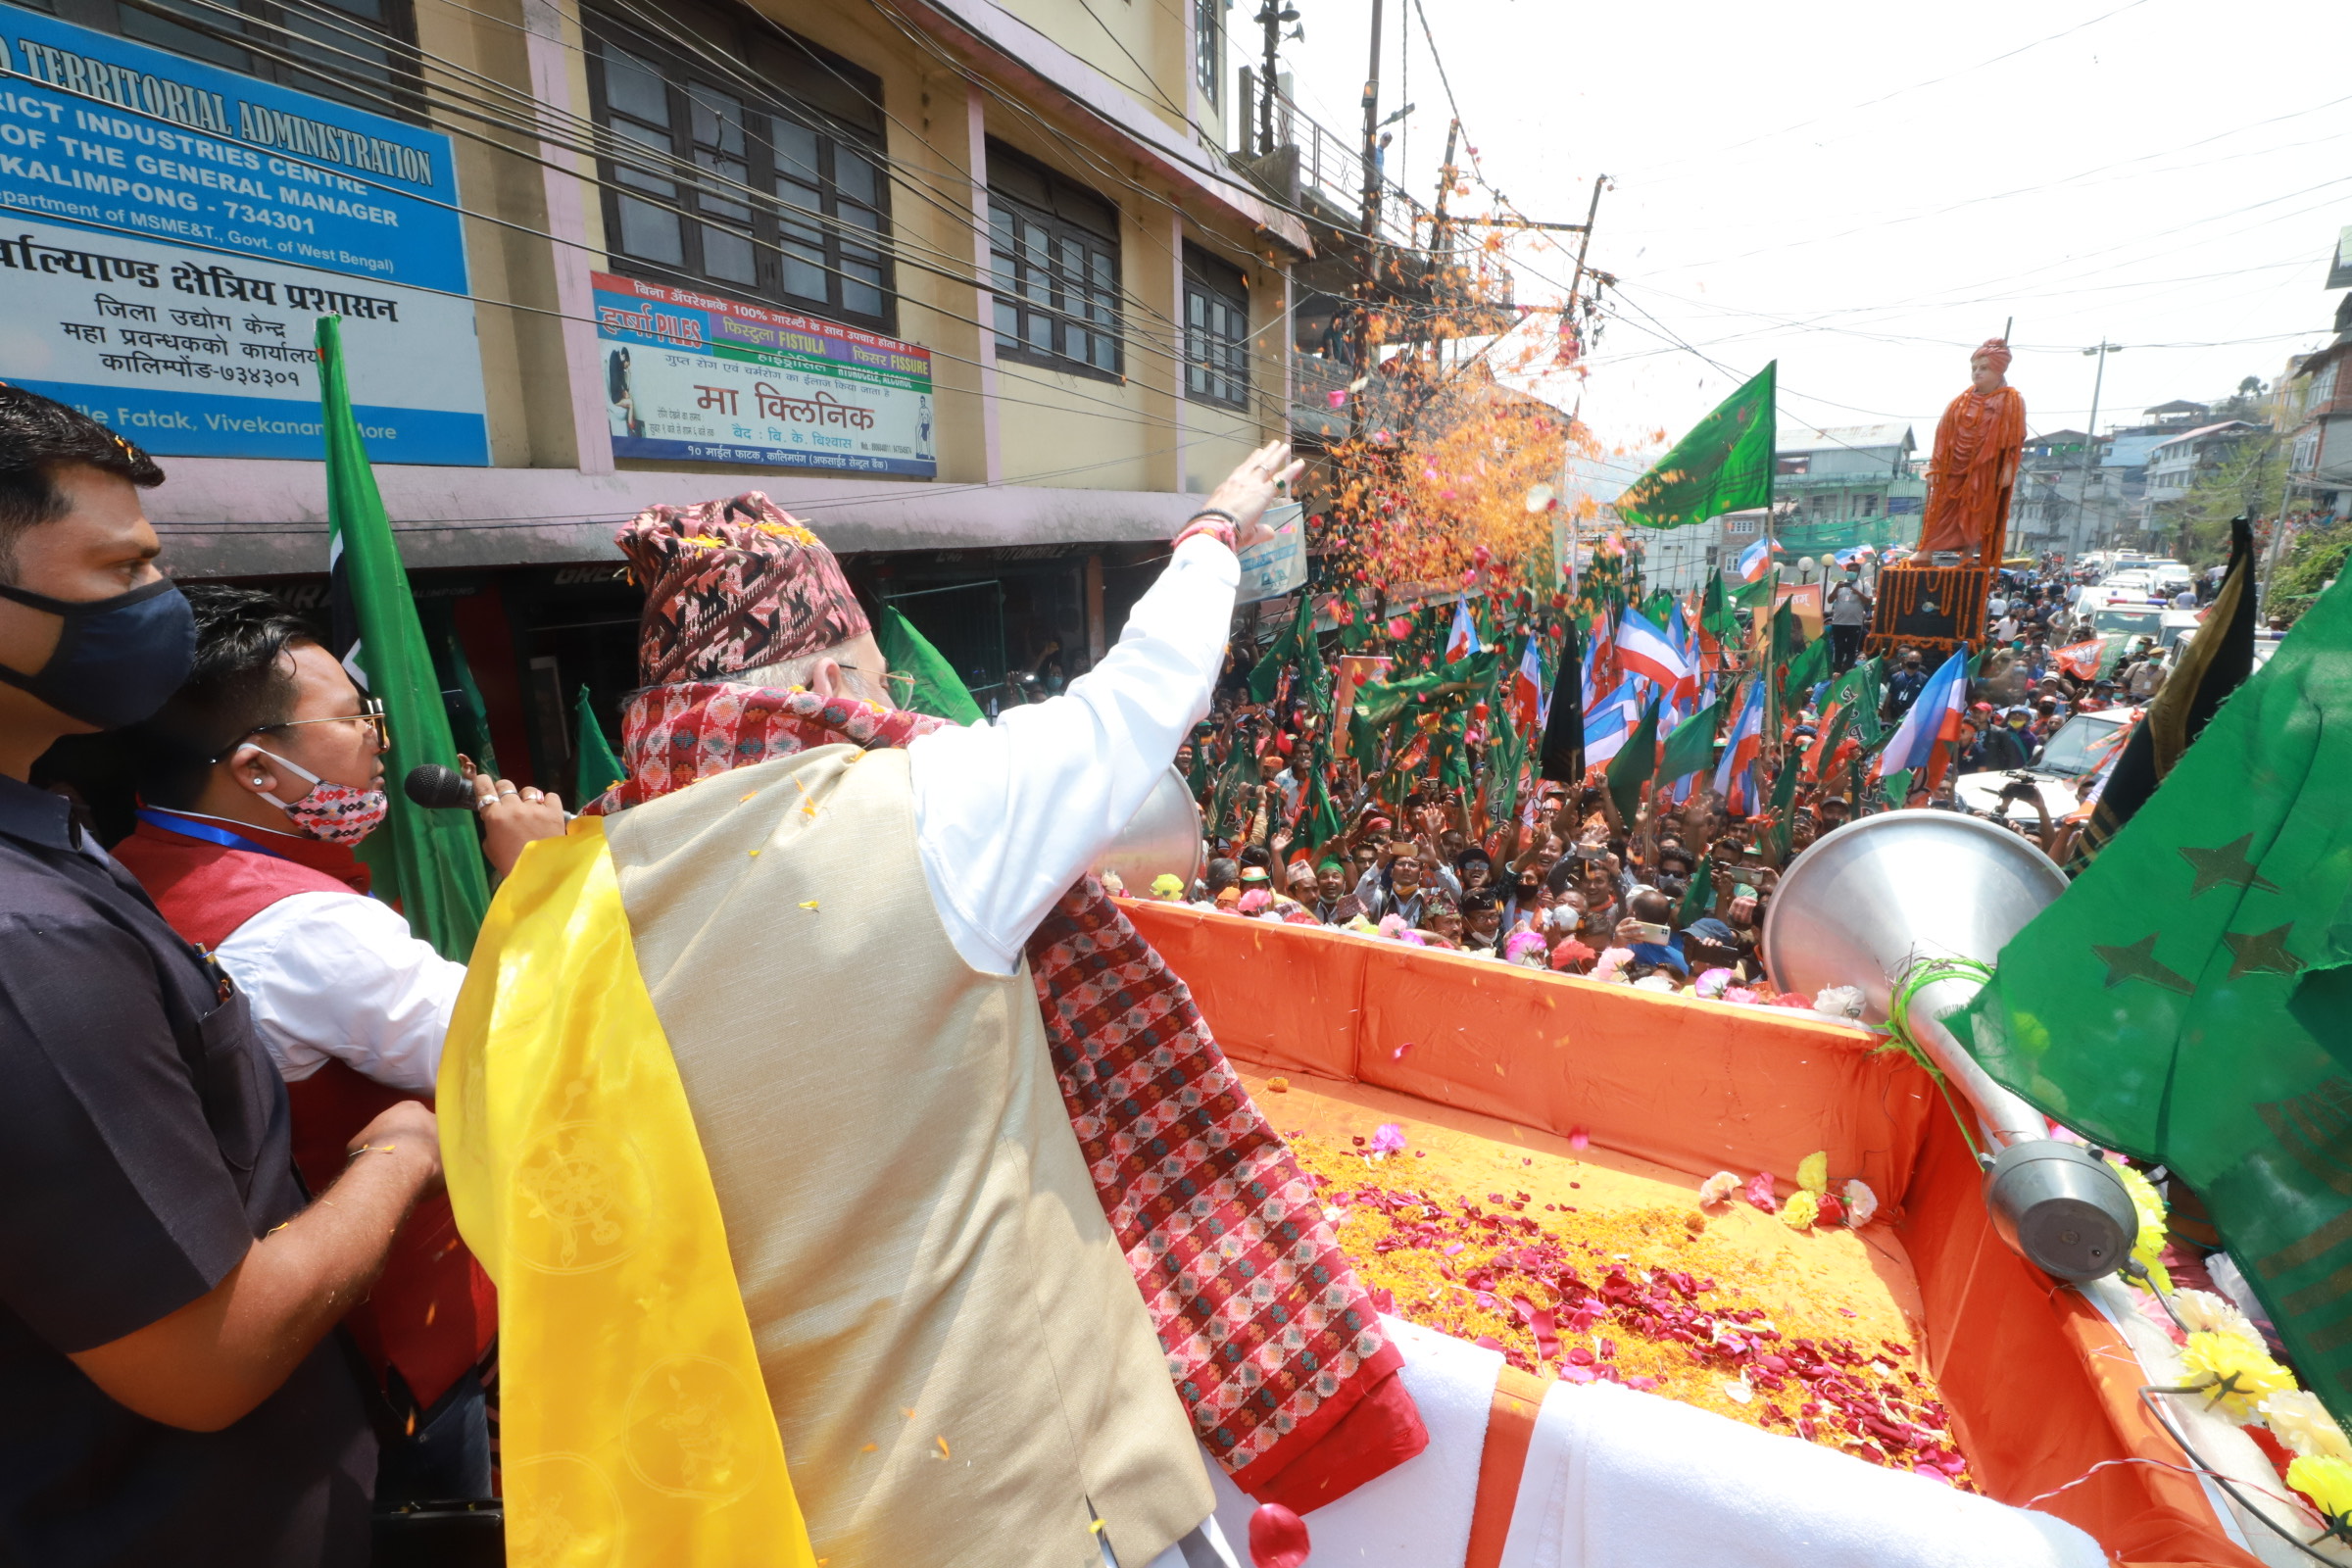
{"left": 0, "top": 8, "right": 487, "bottom": 464}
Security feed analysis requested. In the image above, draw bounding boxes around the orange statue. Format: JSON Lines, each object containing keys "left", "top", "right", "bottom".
{"left": 1914, "top": 338, "right": 2027, "bottom": 563}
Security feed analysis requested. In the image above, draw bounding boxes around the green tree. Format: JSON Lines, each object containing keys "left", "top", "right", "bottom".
{"left": 2271, "top": 520, "right": 2352, "bottom": 628}
{"left": 2154, "top": 435, "right": 2283, "bottom": 567}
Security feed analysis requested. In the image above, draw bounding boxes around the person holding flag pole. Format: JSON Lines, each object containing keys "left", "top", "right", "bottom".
{"left": 1873, "top": 646, "right": 1972, "bottom": 796}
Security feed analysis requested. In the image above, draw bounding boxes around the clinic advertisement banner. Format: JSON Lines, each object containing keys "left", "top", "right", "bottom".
{"left": 594, "top": 271, "right": 936, "bottom": 477}
{"left": 0, "top": 9, "right": 487, "bottom": 464}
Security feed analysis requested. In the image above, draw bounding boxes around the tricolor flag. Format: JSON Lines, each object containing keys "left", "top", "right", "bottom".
{"left": 1614, "top": 608, "right": 1690, "bottom": 693}
{"left": 1873, "top": 647, "right": 1971, "bottom": 792}
{"left": 1584, "top": 678, "right": 1640, "bottom": 764}
{"left": 1737, "top": 537, "right": 1774, "bottom": 582}
{"left": 1446, "top": 599, "right": 1482, "bottom": 662}
{"left": 1510, "top": 638, "right": 1545, "bottom": 733}
{"left": 1713, "top": 676, "right": 1766, "bottom": 814}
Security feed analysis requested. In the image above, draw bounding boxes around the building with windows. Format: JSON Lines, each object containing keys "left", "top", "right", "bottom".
{"left": 2139, "top": 419, "right": 2268, "bottom": 540}
{"left": 1, "top": 0, "right": 1304, "bottom": 777}
{"left": 2283, "top": 292, "right": 2352, "bottom": 526}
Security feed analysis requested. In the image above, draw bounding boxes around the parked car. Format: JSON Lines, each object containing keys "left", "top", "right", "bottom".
{"left": 1953, "top": 709, "right": 2132, "bottom": 824}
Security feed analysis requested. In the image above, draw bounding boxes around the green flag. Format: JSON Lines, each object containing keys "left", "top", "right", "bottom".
{"left": 1958, "top": 574, "right": 2352, "bottom": 1423}
{"left": 1701, "top": 574, "right": 1738, "bottom": 642}
{"left": 317, "top": 317, "right": 487, "bottom": 961}
{"left": 572, "top": 686, "right": 624, "bottom": 805}
{"left": 1731, "top": 569, "right": 1779, "bottom": 612}
{"left": 1248, "top": 607, "right": 1302, "bottom": 704}
{"left": 1676, "top": 854, "right": 1714, "bottom": 927}
{"left": 875, "top": 603, "right": 986, "bottom": 725}
{"left": 1606, "top": 697, "right": 1661, "bottom": 825}
{"left": 1781, "top": 633, "right": 1832, "bottom": 710}
{"left": 1656, "top": 695, "right": 1725, "bottom": 786}
{"left": 1759, "top": 753, "right": 1804, "bottom": 864}
{"left": 1615, "top": 363, "right": 1776, "bottom": 530}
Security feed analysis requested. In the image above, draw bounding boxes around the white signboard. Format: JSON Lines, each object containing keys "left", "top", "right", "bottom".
{"left": 1236, "top": 500, "right": 1305, "bottom": 603}
{"left": 0, "top": 8, "right": 486, "bottom": 463}
{"left": 0, "top": 221, "right": 484, "bottom": 460}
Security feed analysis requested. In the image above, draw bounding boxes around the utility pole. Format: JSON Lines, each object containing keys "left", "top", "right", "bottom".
{"left": 1348, "top": 0, "right": 1384, "bottom": 435}
{"left": 2077, "top": 341, "right": 2122, "bottom": 557}
{"left": 1559, "top": 175, "right": 1608, "bottom": 365}
{"left": 1253, "top": 1, "right": 1297, "bottom": 157}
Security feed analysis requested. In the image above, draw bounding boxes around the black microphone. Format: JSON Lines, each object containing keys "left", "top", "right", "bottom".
{"left": 404, "top": 763, "right": 476, "bottom": 810}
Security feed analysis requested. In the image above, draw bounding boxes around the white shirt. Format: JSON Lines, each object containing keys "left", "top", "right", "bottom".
{"left": 213, "top": 887, "right": 462, "bottom": 1094}
{"left": 907, "top": 531, "right": 1237, "bottom": 975}
{"left": 208, "top": 530, "right": 1241, "bottom": 1090}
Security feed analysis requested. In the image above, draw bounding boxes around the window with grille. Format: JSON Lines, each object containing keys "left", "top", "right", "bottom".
{"left": 1183, "top": 245, "right": 1249, "bottom": 409}
{"left": 588, "top": 6, "right": 893, "bottom": 330}
{"left": 1194, "top": 0, "right": 1220, "bottom": 105}
{"left": 988, "top": 143, "right": 1123, "bottom": 379}
{"left": 38, "top": 0, "right": 423, "bottom": 119}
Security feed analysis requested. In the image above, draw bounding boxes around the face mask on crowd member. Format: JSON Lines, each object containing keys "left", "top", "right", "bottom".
{"left": 0, "top": 440, "right": 188, "bottom": 763}
{"left": 1391, "top": 854, "right": 1422, "bottom": 895}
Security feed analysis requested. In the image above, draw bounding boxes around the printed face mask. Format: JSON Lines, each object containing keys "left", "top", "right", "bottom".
{"left": 252, "top": 747, "right": 388, "bottom": 847}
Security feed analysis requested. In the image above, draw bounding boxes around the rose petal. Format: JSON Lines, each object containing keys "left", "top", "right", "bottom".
{"left": 1248, "top": 1502, "right": 1311, "bottom": 1568}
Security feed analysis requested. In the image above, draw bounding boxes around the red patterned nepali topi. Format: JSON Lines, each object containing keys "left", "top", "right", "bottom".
{"left": 587, "top": 681, "right": 1426, "bottom": 1507}
{"left": 615, "top": 492, "right": 869, "bottom": 685}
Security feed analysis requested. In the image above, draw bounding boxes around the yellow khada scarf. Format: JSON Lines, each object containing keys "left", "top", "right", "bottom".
{"left": 439, "top": 819, "right": 816, "bottom": 1568}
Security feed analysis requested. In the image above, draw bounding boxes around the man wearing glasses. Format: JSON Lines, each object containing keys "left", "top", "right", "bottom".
{"left": 112, "top": 584, "right": 565, "bottom": 1505}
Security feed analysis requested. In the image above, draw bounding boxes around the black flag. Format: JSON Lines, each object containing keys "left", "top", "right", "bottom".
{"left": 2068, "top": 515, "right": 2256, "bottom": 872}
{"left": 1539, "top": 617, "right": 1587, "bottom": 783}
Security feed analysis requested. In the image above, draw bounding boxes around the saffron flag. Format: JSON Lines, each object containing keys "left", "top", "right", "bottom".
{"left": 2050, "top": 638, "right": 2105, "bottom": 682}
{"left": 1872, "top": 647, "right": 1969, "bottom": 791}
{"left": 1958, "top": 571, "right": 2352, "bottom": 1427}
{"left": 318, "top": 316, "right": 488, "bottom": 961}
{"left": 1615, "top": 363, "right": 1777, "bottom": 531}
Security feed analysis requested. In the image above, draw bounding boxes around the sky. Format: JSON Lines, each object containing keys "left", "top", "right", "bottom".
{"left": 1264, "top": 0, "right": 2352, "bottom": 495}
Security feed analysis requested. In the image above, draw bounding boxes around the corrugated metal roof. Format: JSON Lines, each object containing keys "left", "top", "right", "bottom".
{"left": 1776, "top": 422, "right": 1914, "bottom": 454}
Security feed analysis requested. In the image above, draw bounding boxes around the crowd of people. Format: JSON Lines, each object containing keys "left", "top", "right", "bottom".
{"left": 1141, "top": 551, "right": 2216, "bottom": 1010}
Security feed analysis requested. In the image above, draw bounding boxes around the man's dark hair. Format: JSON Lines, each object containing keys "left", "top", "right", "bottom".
{"left": 1203, "top": 858, "right": 1240, "bottom": 893}
{"left": 127, "top": 585, "right": 322, "bottom": 808}
{"left": 0, "top": 384, "right": 165, "bottom": 581}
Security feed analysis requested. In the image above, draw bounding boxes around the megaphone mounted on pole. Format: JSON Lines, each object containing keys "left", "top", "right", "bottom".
{"left": 1764, "top": 811, "right": 2138, "bottom": 1283}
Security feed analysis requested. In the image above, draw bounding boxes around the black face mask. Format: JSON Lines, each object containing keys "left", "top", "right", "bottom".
{"left": 0, "top": 577, "right": 195, "bottom": 730}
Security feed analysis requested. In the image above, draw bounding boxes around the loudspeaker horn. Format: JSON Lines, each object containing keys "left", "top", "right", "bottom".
{"left": 1763, "top": 810, "right": 2136, "bottom": 1284}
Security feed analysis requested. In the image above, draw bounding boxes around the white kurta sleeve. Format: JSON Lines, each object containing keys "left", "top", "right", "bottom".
{"left": 209, "top": 889, "right": 466, "bottom": 1095}
{"left": 906, "top": 531, "right": 1239, "bottom": 974}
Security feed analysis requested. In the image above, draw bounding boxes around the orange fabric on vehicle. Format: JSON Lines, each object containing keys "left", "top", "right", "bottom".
{"left": 1465, "top": 1365, "right": 1547, "bottom": 1568}
{"left": 1118, "top": 903, "right": 2266, "bottom": 1568}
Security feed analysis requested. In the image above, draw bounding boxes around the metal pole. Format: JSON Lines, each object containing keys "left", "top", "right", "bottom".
{"left": 1559, "top": 175, "right": 1607, "bottom": 355}
{"left": 1349, "top": 0, "right": 1384, "bottom": 436}
{"left": 2077, "top": 342, "right": 2117, "bottom": 557}
{"left": 1257, "top": 4, "right": 1281, "bottom": 156}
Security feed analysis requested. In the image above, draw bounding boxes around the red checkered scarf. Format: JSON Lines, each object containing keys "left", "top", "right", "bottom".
{"left": 589, "top": 682, "right": 1413, "bottom": 1492}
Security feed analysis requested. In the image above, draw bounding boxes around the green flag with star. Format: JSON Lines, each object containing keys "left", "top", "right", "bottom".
{"left": 1957, "top": 572, "right": 2352, "bottom": 1425}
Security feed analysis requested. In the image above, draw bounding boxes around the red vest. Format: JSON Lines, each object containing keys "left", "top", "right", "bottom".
{"left": 114, "top": 818, "right": 494, "bottom": 1412}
